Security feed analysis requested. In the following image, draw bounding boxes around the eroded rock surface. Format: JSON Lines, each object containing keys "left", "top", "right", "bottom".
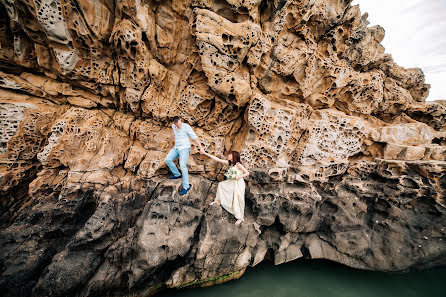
{"left": 0, "top": 0, "right": 445, "bottom": 296}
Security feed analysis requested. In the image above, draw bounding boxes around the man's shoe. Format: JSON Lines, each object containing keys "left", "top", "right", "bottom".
{"left": 179, "top": 185, "right": 191, "bottom": 196}
{"left": 168, "top": 175, "right": 182, "bottom": 180}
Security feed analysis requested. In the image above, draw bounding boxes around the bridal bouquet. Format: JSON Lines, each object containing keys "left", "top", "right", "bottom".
{"left": 224, "top": 168, "right": 238, "bottom": 180}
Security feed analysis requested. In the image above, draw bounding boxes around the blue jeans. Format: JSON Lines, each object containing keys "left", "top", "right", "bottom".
{"left": 164, "top": 147, "right": 190, "bottom": 189}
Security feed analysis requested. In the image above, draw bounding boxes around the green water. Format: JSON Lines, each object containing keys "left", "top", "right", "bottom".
{"left": 158, "top": 260, "right": 446, "bottom": 297}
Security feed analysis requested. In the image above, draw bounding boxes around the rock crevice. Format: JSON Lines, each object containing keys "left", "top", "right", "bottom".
{"left": 0, "top": 0, "right": 445, "bottom": 296}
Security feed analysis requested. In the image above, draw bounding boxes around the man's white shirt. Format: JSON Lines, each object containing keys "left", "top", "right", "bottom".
{"left": 172, "top": 123, "right": 198, "bottom": 151}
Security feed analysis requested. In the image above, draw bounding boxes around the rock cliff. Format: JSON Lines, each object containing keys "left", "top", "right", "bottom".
{"left": 0, "top": 0, "right": 445, "bottom": 296}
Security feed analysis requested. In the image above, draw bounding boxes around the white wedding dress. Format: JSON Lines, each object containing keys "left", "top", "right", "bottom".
{"left": 215, "top": 165, "right": 246, "bottom": 220}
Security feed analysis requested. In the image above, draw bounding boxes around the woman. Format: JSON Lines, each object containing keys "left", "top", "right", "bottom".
{"left": 203, "top": 150, "right": 249, "bottom": 225}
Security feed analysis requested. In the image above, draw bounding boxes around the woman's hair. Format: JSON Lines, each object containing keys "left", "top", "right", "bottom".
{"left": 225, "top": 150, "right": 241, "bottom": 166}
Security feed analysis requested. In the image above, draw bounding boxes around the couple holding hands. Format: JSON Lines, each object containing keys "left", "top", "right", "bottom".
{"left": 164, "top": 116, "right": 249, "bottom": 225}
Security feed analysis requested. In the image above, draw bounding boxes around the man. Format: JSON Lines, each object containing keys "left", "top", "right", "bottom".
{"left": 164, "top": 116, "right": 205, "bottom": 196}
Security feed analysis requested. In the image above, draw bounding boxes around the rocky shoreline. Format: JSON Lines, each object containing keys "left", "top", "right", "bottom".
{"left": 1, "top": 0, "right": 445, "bottom": 296}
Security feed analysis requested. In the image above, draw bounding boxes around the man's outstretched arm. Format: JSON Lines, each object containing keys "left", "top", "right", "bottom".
{"left": 187, "top": 125, "right": 205, "bottom": 154}
{"left": 194, "top": 138, "right": 205, "bottom": 154}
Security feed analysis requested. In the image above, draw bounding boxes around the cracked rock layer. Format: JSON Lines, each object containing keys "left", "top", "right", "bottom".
{"left": 0, "top": 0, "right": 445, "bottom": 297}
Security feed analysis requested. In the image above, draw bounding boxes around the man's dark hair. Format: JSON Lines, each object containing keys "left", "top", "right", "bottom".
{"left": 172, "top": 116, "right": 180, "bottom": 123}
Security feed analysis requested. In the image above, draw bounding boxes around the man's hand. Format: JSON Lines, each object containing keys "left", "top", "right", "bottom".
{"left": 194, "top": 138, "right": 205, "bottom": 155}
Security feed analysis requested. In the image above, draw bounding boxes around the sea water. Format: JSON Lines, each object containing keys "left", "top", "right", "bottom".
{"left": 158, "top": 259, "right": 446, "bottom": 297}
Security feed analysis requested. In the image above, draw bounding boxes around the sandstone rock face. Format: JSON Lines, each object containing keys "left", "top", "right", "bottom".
{"left": 0, "top": 0, "right": 445, "bottom": 296}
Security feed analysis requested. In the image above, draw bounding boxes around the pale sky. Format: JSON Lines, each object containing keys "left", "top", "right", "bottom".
{"left": 353, "top": 0, "right": 446, "bottom": 101}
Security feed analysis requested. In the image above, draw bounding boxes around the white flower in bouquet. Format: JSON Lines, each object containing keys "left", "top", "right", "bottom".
{"left": 224, "top": 167, "right": 238, "bottom": 179}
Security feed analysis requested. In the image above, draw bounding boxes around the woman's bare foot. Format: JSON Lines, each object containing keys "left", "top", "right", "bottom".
{"left": 209, "top": 200, "right": 220, "bottom": 206}
{"left": 235, "top": 219, "right": 244, "bottom": 225}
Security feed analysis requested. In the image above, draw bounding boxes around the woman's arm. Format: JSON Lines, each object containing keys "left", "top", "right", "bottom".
{"left": 203, "top": 152, "right": 229, "bottom": 165}
{"left": 235, "top": 163, "right": 249, "bottom": 179}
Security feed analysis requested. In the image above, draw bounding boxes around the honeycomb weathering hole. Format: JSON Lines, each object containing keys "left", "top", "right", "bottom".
{"left": 0, "top": 103, "right": 32, "bottom": 155}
